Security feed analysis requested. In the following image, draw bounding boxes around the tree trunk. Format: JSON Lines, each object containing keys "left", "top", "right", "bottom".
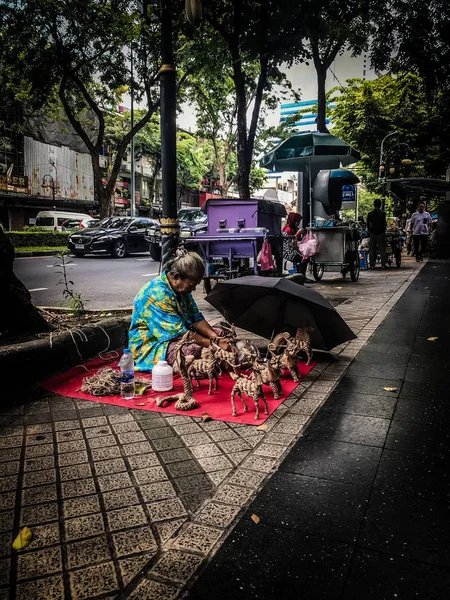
{"left": 148, "top": 158, "right": 161, "bottom": 209}
{"left": 316, "top": 67, "right": 329, "bottom": 134}
{"left": 217, "top": 163, "right": 226, "bottom": 197}
{"left": 92, "top": 154, "right": 113, "bottom": 218}
{"left": 234, "top": 80, "right": 251, "bottom": 198}
{"left": 0, "top": 229, "right": 50, "bottom": 335}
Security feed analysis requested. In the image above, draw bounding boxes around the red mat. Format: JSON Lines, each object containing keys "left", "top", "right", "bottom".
{"left": 41, "top": 355, "right": 316, "bottom": 425}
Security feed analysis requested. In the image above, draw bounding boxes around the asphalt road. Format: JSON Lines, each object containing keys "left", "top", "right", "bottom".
{"left": 14, "top": 252, "right": 160, "bottom": 310}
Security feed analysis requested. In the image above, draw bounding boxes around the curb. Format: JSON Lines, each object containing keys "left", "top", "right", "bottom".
{"left": 15, "top": 250, "right": 68, "bottom": 257}
{"left": 37, "top": 306, "right": 133, "bottom": 315}
{"left": 1, "top": 316, "right": 131, "bottom": 391}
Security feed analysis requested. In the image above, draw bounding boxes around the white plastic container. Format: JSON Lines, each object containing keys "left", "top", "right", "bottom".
{"left": 152, "top": 360, "right": 174, "bottom": 392}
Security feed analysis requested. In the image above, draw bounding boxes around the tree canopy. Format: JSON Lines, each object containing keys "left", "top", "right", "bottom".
{"left": 198, "top": 0, "right": 307, "bottom": 198}
{"left": 331, "top": 73, "right": 450, "bottom": 191}
{"left": 0, "top": 0, "right": 189, "bottom": 216}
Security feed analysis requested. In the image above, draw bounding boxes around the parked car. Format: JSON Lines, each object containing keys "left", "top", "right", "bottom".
{"left": 67, "top": 216, "right": 157, "bottom": 258}
{"left": 145, "top": 208, "right": 208, "bottom": 261}
{"left": 35, "top": 210, "right": 93, "bottom": 231}
{"left": 61, "top": 218, "right": 99, "bottom": 231}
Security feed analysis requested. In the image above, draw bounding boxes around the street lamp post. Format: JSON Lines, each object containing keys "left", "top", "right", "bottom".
{"left": 130, "top": 45, "right": 136, "bottom": 218}
{"left": 378, "top": 131, "right": 398, "bottom": 182}
{"left": 139, "top": 0, "right": 201, "bottom": 270}
{"left": 159, "top": 1, "right": 179, "bottom": 271}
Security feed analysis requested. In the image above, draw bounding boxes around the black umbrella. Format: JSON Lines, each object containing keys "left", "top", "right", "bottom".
{"left": 206, "top": 276, "right": 356, "bottom": 351}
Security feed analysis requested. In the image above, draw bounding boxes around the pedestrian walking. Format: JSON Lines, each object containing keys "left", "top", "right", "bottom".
{"left": 409, "top": 203, "right": 432, "bottom": 262}
{"left": 367, "top": 199, "right": 387, "bottom": 268}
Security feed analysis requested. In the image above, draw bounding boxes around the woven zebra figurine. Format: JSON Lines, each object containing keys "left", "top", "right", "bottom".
{"left": 229, "top": 360, "right": 268, "bottom": 420}
{"left": 294, "top": 326, "right": 314, "bottom": 365}
{"left": 156, "top": 333, "right": 199, "bottom": 411}
{"left": 187, "top": 348, "right": 220, "bottom": 395}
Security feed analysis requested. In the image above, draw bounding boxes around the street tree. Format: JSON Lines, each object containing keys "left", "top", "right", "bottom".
{"left": 0, "top": 0, "right": 190, "bottom": 217}
{"left": 331, "top": 73, "right": 450, "bottom": 190}
{"left": 176, "top": 132, "right": 213, "bottom": 201}
{"left": 369, "top": 0, "right": 450, "bottom": 97}
{"left": 293, "top": 0, "right": 378, "bottom": 133}
{"left": 200, "top": 0, "right": 306, "bottom": 198}
{"left": 187, "top": 66, "right": 237, "bottom": 197}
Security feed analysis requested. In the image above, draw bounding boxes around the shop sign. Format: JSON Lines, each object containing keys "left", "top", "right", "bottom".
{"left": 0, "top": 174, "right": 29, "bottom": 191}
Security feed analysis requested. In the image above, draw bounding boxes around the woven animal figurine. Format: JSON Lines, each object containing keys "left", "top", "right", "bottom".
{"left": 210, "top": 340, "right": 240, "bottom": 374}
{"left": 268, "top": 338, "right": 300, "bottom": 382}
{"left": 270, "top": 331, "right": 295, "bottom": 354}
{"left": 156, "top": 333, "right": 198, "bottom": 410}
{"left": 235, "top": 339, "right": 261, "bottom": 371}
{"left": 294, "top": 326, "right": 314, "bottom": 365}
{"left": 257, "top": 354, "right": 284, "bottom": 399}
{"left": 229, "top": 360, "right": 268, "bottom": 420}
{"left": 187, "top": 348, "right": 220, "bottom": 395}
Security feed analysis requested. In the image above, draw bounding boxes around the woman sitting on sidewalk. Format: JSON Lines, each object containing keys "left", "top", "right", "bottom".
{"left": 129, "top": 249, "right": 230, "bottom": 372}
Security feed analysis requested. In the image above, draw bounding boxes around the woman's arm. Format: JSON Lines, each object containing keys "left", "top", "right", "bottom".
{"left": 192, "top": 319, "right": 217, "bottom": 339}
{"left": 192, "top": 320, "right": 231, "bottom": 350}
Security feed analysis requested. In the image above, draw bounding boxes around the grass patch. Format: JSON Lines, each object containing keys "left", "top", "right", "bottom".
{"left": 15, "top": 246, "right": 67, "bottom": 253}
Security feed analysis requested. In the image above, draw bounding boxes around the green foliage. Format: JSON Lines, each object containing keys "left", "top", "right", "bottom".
{"left": 369, "top": 0, "right": 450, "bottom": 96}
{"left": 287, "top": 0, "right": 378, "bottom": 132}
{"left": 14, "top": 246, "right": 67, "bottom": 253}
{"left": 196, "top": 0, "right": 307, "bottom": 197}
{"left": 7, "top": 232, "right": 70, "bottom": 248}
{"left": 176, "top": 133, "right": 213, "bottom": 197}
{"left": 341, "top": 188, "right": 381, "bottom": 221}
{"left": 331, "top": 74, "right": 449, "bottom": 191}
{"left": 0, "top": 1, "right": 186, "bottom": 216}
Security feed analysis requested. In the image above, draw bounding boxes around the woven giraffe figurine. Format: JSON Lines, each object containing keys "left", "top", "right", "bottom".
{"left": 187, "top": 347, "right": 220, "bottom": 395}
{"left": 294, "top": 326, "right": 314, "bottom": 365}
{"left": 155, "top": 333, "right": 198, "bottom": 411}
{"left": 258, "top": 353, "right": 284, "bottom": 399}
{"left": 229, "top": 360, "right": 268, "bottom": 420}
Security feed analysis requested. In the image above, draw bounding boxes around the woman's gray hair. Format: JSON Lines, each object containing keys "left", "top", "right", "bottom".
{"left": 167, "top": 248, "right": 205, "bottom": 280}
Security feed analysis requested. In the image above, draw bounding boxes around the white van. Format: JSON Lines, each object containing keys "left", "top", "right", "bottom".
{"left": 35, "top": 211, "right": 93, "bottom": 231}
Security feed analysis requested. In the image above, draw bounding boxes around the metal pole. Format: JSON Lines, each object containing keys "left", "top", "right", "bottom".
{"left": 130, "top": 46, "right": 136, "bottom": 218}
{"left": 378, "top": 131, "right": 398, "bottom": 182}
{"left": 308, "top": 159, "right": 313, "bottom": 228}
{"left": 159, "top": 1, "right": 179, "bottom": 271}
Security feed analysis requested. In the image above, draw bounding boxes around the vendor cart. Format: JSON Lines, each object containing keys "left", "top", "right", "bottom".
{"left": 309, "top": 225, "right": 361, "bottom": 282}
{"left": 183, "top": 197, "right": 287, "bottom": 293}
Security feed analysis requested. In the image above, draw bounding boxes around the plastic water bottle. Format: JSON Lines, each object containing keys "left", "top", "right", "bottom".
{"left": 119, "top": 349, "right": 135, "bottom": 400}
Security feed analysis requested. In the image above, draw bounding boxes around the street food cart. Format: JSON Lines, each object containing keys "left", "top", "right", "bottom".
{"left": 183, "top": 198, "right": 287, "bottom": 292}
{"left": 309, "top": 225, "right": 361, "bottom": 282}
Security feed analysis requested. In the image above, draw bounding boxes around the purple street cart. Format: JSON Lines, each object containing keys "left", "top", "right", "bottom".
{"left": 183, "top": 197, "right": 287, "bottom": 293}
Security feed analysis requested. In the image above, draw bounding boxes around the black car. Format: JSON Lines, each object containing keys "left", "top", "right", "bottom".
{"left": 68, "top": 216, "right": 158, "bottom": 258}
{"left": 145, "top": 208, "right": 208, "bottom": 261}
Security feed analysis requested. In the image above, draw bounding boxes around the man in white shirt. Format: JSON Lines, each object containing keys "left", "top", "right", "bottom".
{"left": 409, "top": 203, "right": 432, "bottom": 262}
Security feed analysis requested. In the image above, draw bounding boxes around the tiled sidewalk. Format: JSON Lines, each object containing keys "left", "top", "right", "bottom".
{"left": 0, "top": 259, "right": 424, "bottom": 599}
{"left": 189, "top": 260, "right": 450, "bottom": 599}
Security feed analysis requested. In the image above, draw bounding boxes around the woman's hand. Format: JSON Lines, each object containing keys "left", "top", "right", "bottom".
{"left": 218, "top": 338, "right": 231, "bottom": 351}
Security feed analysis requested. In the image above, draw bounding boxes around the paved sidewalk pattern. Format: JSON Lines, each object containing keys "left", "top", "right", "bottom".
{"left": 0, "top": 259, "right": 425, "bottom": 599}
{"left": 189, "top": 260, "right": 450, "bottom": 599}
